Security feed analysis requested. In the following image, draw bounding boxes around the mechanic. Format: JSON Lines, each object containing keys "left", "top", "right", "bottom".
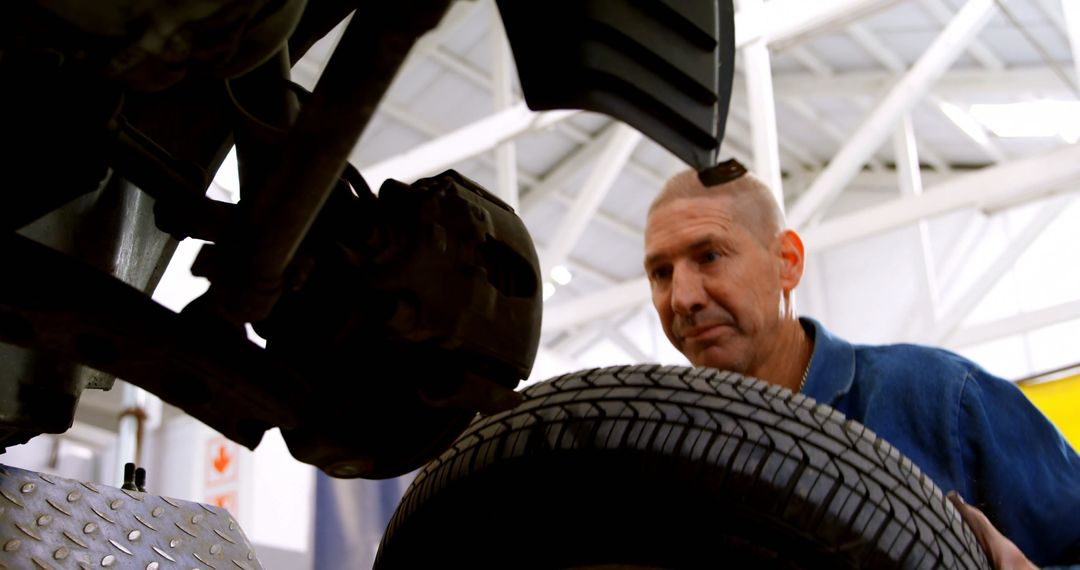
{"left": 642, "top": 163, "right": 1080, "bottom": 568}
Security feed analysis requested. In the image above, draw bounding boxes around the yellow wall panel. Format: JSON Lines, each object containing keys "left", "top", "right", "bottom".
{"left": 1020, "top": 372, "right": 1080, "bottom": 452}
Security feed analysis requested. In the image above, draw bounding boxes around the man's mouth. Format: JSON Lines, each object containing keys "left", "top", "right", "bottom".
{"left": 681, "top": 323, "right": 730, "bottom": 342}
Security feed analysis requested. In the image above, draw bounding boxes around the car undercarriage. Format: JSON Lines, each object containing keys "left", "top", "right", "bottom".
{"left": 1, "top": 0, "right": 735, "bottom": 479}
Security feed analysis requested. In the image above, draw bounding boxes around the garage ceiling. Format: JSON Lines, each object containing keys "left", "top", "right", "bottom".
{"left": 73, "top": 0, "right": 1080, "bottom": 430}
{"left": 287, "top": 0, "right": 1078, "bottom": 375}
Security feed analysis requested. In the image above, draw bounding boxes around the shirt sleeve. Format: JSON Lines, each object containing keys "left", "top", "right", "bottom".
{"left": 958, "top": 368, "right": 1080, "bottom": 566}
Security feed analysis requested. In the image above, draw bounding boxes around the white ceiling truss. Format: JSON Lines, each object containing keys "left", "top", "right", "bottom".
{"left": 328, "top": 0, "right": 1080, "bottom": 376}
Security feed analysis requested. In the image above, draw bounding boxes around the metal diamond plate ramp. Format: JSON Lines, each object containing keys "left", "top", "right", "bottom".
{"left": 0, "top": 463, "right": 262, "bottom": 569}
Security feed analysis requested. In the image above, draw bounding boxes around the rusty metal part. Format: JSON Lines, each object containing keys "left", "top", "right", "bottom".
{"left": 374, "top": 171, "right": 541, "bottom": 380}
{"left": 0, "top": 231, "right": 304, "bottom": 451}
{"left": 30, "top": 0, "right": 305, "bottom": 91}
{"left": 0, "top": 44, "right": 122, "bottom": 231}
{"left": 0, "top": 0, "right": 733, "bottom": 482}
{"left": 0, "top": 463, "right": 263, "bottom": 569}
{"left": 196, "top": 0, "right": 453, "bottom": 324}
{"left": 255, "top": 170, "right": 542, "bottom": 478}
{"left": 1, "top": 174, "right": 176, "bottom": 449}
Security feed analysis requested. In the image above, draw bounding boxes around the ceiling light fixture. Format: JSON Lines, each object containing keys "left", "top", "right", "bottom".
{"left": 542, "top": 282, "right": 556, "bottom": 301}
{"left": 550, "top": 265, "right": 573, "bottom": 286}
{"left": 969, "top": 101, "right": 1080, "bottom": 143}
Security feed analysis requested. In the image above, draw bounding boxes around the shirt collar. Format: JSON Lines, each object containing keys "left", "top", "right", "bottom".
{"left": 799, "top": 316, "right": 855, "bottom": 407}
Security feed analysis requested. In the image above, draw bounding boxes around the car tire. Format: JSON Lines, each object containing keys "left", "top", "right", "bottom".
{"left": 375, "top": 364, "right": 989, "bottom": 569}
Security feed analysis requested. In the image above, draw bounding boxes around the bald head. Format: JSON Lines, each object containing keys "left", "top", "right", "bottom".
{"left": 643, "top": 167, "right": 809, "bottom": 388}
{"left": 649, "top": 169, "right": 786, "bottom": 245}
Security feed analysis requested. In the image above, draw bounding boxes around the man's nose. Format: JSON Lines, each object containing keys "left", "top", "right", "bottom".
{"left": 670, "top": 263, "right": 707, "bottom": 315}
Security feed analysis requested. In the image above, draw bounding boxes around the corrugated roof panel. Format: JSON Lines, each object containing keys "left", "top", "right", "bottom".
{"left": 410, "top": 72, "right": 493, "bottom": 130}
{"left": 351, "top": 117, "right": 428, "bottom": 166}
{"left": 805, "top": 33, "right": 881, "bottom": 72}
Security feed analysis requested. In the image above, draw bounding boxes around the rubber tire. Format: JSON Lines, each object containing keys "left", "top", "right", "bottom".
{"left": 375, "top": 365, "right": 989, "bottom": 569}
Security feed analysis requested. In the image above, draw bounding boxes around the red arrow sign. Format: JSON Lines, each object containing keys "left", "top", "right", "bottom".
{"left": 206, "top": 438, "right": 238, "bottom": 487}
{"left": 213, "top": 445, "right": 231, "bottom": 474}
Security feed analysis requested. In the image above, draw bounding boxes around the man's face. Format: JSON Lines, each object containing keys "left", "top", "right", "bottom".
{"left": 643, "top": 195, "right": 784, "bottom": 375}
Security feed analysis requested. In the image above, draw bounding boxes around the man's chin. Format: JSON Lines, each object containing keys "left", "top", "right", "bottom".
{"left": 689, "top": 347, "right": 747, "bottom": 374}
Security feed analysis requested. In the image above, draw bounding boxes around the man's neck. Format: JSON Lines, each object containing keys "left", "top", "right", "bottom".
{"left": 752, "top": 317, "right": 814, "bottom": 393}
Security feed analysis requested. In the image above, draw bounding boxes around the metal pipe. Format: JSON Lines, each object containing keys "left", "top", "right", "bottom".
{"left": 115, "top": 382, "right": 147, "bottom": 485}
{"left": 738, "top": 0, "right": 784, "bottom": 204}
{"left": 204, "top": 2, "right": 452, "bottom": 322}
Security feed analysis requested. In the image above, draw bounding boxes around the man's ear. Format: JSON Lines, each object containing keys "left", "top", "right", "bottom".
{"left": 777, "top": 229, "right": 805, "bottom": 291}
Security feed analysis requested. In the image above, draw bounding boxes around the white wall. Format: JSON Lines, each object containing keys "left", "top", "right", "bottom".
{"left": 799, "top": 192, "right": 1080, "bottom": 381}
{"left": 153, "top": 417, "right": 315, "bottom": 570}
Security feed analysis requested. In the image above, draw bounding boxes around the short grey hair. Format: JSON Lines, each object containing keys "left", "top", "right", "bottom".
{"left": 648, "top": 169, "right": 786, "bottom": 245}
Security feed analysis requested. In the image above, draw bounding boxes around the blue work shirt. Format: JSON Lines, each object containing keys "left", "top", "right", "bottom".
{"left": 800, "top": 317, "right": 1080, "bottom": 567}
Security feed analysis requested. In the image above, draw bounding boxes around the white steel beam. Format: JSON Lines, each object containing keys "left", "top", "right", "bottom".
{"left": 801, "top": 144, "right": 1080, "bottom": 252}
{"left": 360, "top": 103, "right": 575, "bottom": 190}
{"left": 845, "top": 169, "right": 949, "bottom": 188}
{"left": 377, "top": 101, "right": 540, "bottom": 187}
{"left": 430, "top": 47, "right": 491, "bottom": 90}
{"left": 519, "top": 128, "right": 612, "bottom": 212}
{"left": 539, "top": 124, "right": 642, "bottom": 278}
{"left": 545, "top": 191, "right": 643, "bottom": 243}
{"left": 788, "top": 46, "right": 834, "bottom": 77}
{"left": 725, "top": 111, "right": 817, "bottom": 171}
{"left": 542, "top": 277, "right": 651, "bottom": 333}
{"left": 851, "top": 94, "right": 953, "bottom": 173}
{"left": 780, "top": 99, "right": 888, "bottom": 172}
{"left": 403, "top": 1, "right": 478, "bottom": 68}
{"left": 787, "top": 0, "right": 1000, "bottom": 229}
{"left": 894, "top": 114, "right": 942, "bottom": 338}
{"left": 947, "top": 298, "right": 1080, "bottom": 349}
{"left": 917, "top": 0, "right": 1006, "bottom": 70}
{"left": 544, "top": 124, "right": 676, "bottom": 208}
{"left": 739, "top": 0, "right": 789, "bottom": 204}
{"left": 873, "top": 101, "right": 952, "bottom": 174}
{"left": 932, "top": 212, "right": 989, "bottom": 300}
{"left": 552, "top": 122, "right": 592, "bottom": 145}
{"left": 913, "top": 140, "right": 951, "bottom": 174}
{"left": 553, "top": 120, "right": 675, "bottom": 191}
{"left": 894, "top": 115, "right": 924, "bottom": 197}
{"left": 736, "top": 0, "right": 905, "bottom": 50}
{"left": 932, "top": 197, "right": 1069, "bottom": 344}
{"left": 775, "top": 134, "right": 819, "bottom": 170}
{"left": 491, "top": 1, "right": 519, "bottom": 210}
{"left": 930, "top": 95, "right": 1007, "bottom": 163}
{"left": 846, "top": 23, "right": 907, "bottom": 72}
{"left": 1030, "top": 0, "right": 1071, "bottom": 41}
{"left": 1063, "top": 0, "right": 1080, "bottom": 90}
{"left": 772, "top": 66, "right": 1069, "bottom": 99}
{"left": 895, "top": 139, "right": 950, "bottom": 174}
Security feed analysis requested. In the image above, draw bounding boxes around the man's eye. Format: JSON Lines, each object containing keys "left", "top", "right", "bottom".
{"left": 702, "top": 250, "right": 721, "bottom": 263}
{"left": 650, "top": 267, "right": 671, "bottom": 281}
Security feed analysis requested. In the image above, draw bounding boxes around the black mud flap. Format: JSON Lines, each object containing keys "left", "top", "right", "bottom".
{"left": 496, "top": 0, "right": 735, "bottom": 170}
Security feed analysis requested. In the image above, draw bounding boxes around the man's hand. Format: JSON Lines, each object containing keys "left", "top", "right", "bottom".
{"left": 947, "top": 491, "right": 1038, "bottom": 570}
